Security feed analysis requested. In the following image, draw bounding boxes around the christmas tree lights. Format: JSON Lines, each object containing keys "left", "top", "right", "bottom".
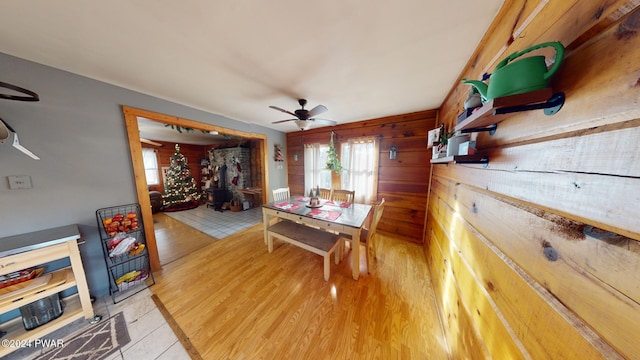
{"left": 162, "top": 144, "right": 201, "bottom": 211}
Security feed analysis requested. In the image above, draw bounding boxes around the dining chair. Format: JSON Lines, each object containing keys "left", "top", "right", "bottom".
{"left": 272, "top": 187, "right": 290, "bottom": 202}
{"left": 360, "top": 198, "right": 385, "bottom": 272}
{"left": 318, "top": 188, "right": 332, "bottom": 199}
{"left": 339, "top": 198, "right": 385, "bottom": 273}
{"left": 331, "top": 189, "right": 355, "bottom": 203}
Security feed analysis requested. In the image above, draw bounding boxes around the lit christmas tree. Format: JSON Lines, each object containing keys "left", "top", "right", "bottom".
{"left": 162, "top": 144, "right": 201, "bottom": 210}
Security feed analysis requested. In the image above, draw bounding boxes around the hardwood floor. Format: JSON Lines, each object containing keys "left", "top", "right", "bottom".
{"left": 153, "top": 212, "right": 218, "bottom": 265}
{"left": 150, "top": 215, "right": 449, "bottom": 359}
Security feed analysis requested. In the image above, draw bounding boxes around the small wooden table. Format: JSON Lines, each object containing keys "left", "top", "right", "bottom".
{"left": 0, "top": 225, "right": 95, "bottom": 357}
{"left": 262, "top": 196, "right": 372, "bottom": 280}
{"left": 239, "top": 187, "right": 263, "bottom": 208}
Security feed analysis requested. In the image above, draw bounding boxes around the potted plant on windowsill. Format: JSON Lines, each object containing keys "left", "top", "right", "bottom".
{"left": 326, "top": 131, "right": 342, "bottom": 174}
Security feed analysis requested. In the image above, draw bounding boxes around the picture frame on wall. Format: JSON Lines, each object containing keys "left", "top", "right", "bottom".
{"left": 427, "top": 127, "right": 441, "bottom": 149}
{"left": 161, "top": 166, "right": 170, "bottom": 184}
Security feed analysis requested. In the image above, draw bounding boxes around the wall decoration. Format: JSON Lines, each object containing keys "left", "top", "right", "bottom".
{"left": 389, "top": 145, "right": 398, "bottom": 160}
{"left": 427, "top": 127, "right": 441, "bottom": 148}
{"left": 274, "top": 144, "right": 284, "bottom": 161}
{"left": 161, "top": 166, "right": 170, "bottom": 184}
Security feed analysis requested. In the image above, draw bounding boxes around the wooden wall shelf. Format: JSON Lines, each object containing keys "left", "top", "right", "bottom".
{"left": 430, "top": 155, "right": 489, "bottom": 165}
{"left": 455, "top": 88, "right": 554, "bottom": 133}
{"left": 436, "top": 88, "right": 564, "bottom": 167}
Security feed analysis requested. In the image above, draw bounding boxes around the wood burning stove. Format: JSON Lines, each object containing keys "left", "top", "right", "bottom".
{"left": 206, "top": 189, "right": 231, "bottom": 212}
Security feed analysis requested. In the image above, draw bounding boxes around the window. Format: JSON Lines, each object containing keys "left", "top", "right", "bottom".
{"left": 341, "top": 138, "right": 378, "bottom": 204}
{"left": 304, "top": 137, "right": 379, "bottom": 204}
{"left": 304, "top": 144, "right": 331, "bottom": 194}
{"left": 142, "top": 148, "right": 160, "bottom": 185}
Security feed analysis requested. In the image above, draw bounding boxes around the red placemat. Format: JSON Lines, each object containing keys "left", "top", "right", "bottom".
{"left": 307, "top": 208, "right": 341, "bottom": 221}
{"left": 274, "top": 202, "right": 302, "bottom": 211}
{"left": 323, "top": 200, "right": 351, "bottom": 208}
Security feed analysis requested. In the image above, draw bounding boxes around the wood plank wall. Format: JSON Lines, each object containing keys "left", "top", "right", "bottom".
{"left": 427, "top": 0, "right": 640, "bottom": 358}
{"left": 286, "top": 110, "right": 437, "bottom": 243}
{"left": 248, "top": 139, "right": 264, "bottom": 192}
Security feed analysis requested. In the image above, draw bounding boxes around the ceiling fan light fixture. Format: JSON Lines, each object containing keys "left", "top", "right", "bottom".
{"left": 270, "top": 99, "right": 333, "bottom": 130}
{"left": 209, "top": 130, "right": 219, "bottom": 135}
{"left": 295, "top": 120, "right": 311, "bottom": 131}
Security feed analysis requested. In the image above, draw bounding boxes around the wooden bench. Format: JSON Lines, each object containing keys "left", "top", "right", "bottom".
{"left": 267, "top": 220, "right": 342, "bottom": 281}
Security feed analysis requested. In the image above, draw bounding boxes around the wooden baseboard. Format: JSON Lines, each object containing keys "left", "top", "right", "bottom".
{"left": 377, "top": 230, "right": 422, "bottom": 244}
{"left": 151, "top": 293, "right": 203, "bottom": 360}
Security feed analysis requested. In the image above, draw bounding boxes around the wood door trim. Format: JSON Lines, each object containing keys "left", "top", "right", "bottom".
{"left": 122, "top": 105, "right": 269, "bottom": 271}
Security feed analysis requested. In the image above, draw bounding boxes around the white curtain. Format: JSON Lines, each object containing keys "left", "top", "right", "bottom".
{"left": 341, "top": 138, "right": 378, "bottom": 204}
{"left": 304, "top": 143, "right": 331, "bottom": 195}
{"left": 142, "top": 148, "right": 159, "bottom": 185}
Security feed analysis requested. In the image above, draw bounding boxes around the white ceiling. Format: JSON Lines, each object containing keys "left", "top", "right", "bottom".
{"left": 0, "top": 1, "right": 503, "bottom": 135}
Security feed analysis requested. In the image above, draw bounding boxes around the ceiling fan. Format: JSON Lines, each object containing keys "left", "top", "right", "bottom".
{"left": 270, "top": 99, "right": 336, "bottom": 130}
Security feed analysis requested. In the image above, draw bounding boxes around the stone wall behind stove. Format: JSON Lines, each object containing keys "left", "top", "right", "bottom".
{"left": 209, "top": 147, "right": 251, "bottom": 201}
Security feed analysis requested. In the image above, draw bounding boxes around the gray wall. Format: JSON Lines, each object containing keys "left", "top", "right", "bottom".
{"left": 0, "top": 52, "right": 287, "bottom": 297}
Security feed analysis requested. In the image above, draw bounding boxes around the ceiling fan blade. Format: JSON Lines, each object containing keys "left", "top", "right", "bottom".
{"left": 272, "top": 119, "right": 297, "bottom": 124}
{"left": 307, "top": 105, "right": 328, "bottom": 118}
{"left": 269, "top": 106, "right": 297, "bottom": 117}
{"left": 309, "top": 118, "right": 337, "bottom": 126}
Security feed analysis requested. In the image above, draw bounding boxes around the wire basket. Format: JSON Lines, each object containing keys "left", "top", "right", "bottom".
{"left": 96, "top": 203, "right": 154, "bottom": 303}
{"left": 96, "top": 203, "right": 144, "bottom": 239}
{"left": 109, "top": 255, "right": 151, "bottom": 292}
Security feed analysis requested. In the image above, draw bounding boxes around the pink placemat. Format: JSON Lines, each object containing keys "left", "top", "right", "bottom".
{"left": 307, "top": 208, "right": 341, "bottom": 221}
{"left": 274, "top": 202, "right": 302, "bottom": 211}
{"left": 323, "top": 200, "right": 351, "bottom": 208}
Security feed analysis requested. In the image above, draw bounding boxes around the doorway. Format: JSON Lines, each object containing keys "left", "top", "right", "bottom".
{"left": 122, "top": 106, "right": 269, "bottom": 271}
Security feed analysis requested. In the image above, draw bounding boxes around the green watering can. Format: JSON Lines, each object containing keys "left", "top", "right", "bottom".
{"left": 462, "top": 41, "right": 564, "bottom": 101}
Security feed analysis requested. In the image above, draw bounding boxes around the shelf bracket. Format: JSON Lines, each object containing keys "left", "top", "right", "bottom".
{"left": 493, "top": 92, "right": 565, "bottom": 116}
{"left": 460, "top": 123, "right": 497, "bottom": 135}
{"left": 431, "top": 155, "right": 489, "bottom": 167}
{"left": 455, "top": 156, "right": 489, "bottom": 167}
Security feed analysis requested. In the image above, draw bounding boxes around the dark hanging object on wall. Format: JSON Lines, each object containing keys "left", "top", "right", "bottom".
{"left": 0, "top": 117, "right": 40, "bottom": 159}
{"left": 0, "top": 81, "right": 40, "bottom": 101}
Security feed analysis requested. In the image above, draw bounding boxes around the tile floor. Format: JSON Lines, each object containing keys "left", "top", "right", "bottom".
{"left": 6, "top": 288, "right": 190, "bottom": 360}
{"left": 163, "top": 205, "right": 262, "bottom": 239}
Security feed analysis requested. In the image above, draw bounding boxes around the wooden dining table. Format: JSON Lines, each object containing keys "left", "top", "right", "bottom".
{"left": 262, "top": 196, "right": 372, "bottom": 280}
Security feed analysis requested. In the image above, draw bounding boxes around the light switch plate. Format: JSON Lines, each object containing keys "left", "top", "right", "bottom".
{"left": 8, "top": 175, "right": 32, "bottom": 189}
